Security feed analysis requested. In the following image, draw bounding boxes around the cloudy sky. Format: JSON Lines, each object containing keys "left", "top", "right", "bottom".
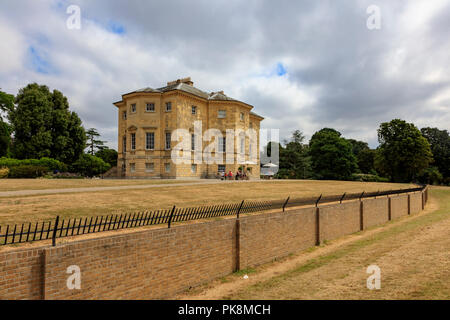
{"left": 1, "top": 0, "right": 449, "bottom": 149}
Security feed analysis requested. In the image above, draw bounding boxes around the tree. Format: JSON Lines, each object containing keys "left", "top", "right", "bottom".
{"left": 277, "top": 130, "right": 312, "bottom": 179}
{"left": 347, "top": 139, "right": 369, "bottom": 157}
{"left": 8, "top": 83, "right": 86, "bottom": 164}
{"left": 0, "top": 121, "right": 11, "bottom": 157}
{"left": 86, "top": 128, "right": 106, "bottom": 155}
{"left": 9, "top": 84, "right": 53, "bottom": 159}
{"left": 357, "top": 148, "right": 376, "bottom": 174}
{"left": 0, "top": 89, "right": 14, "bottom": 114}
{"left": 50, "top": 90, "right": 86, "bottom": 164}
{"left": 346, "top": 139, "right": 376, "bottom": 174}
{"left": 95, "top": 147, "right": 118, "bottom": 167}
{"left": 70, "top": 154, "right": 111, "bottom": 177}
{"left": 64, "top": 111, "right": 88, "bottom": 164}
{"left": 420, "top": 127, "right": 450, "bottom": 181}
{"left": 0, "top": 90, "right": 15, "bottom": 157}
{"left": 309, "top": 128, "right": 357, "bottom": 180}
{"left": 375, "top": 119, "right": 433, "bottom": 182}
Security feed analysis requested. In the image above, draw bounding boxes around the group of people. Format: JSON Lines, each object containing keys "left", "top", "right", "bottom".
{"left": 219, "top": 170, "right": 249, "bottom": 181}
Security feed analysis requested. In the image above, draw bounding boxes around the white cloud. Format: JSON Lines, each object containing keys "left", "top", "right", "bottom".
{"left": 0, "top": 21, "right": 26, "bottom": 78}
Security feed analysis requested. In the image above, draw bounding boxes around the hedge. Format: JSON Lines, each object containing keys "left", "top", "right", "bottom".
{"left": 350, "top": 173, "right": 390, "bottom": 182}
{"left": 0, "top": 157, "right": 66, "bottom": 171}
{"left": 8, "top": 165, "right": 49, "bottom": 178}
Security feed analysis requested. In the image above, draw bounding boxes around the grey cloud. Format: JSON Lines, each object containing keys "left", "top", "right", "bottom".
{"left": 1, "top": 0, "right": 449, "bottom": 151}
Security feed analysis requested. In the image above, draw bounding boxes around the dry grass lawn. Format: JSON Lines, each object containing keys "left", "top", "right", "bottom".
{"left": 176, "top": 187, "right": 450, "bottom": 300}
{"left": 0, "top": 178, "right": 200, "bottom": 192}
{"left": 0, "top": 179, "right": 414, "bottom": 225}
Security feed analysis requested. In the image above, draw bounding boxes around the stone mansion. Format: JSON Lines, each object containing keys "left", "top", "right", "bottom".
{"left": 113, "top": 77, "right": 264, "bottom": 178}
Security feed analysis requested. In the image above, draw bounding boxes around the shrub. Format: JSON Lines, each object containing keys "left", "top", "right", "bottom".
{"left": 443, "top": 177, "right": 450, "bottom": 186}
{"left": 44, "top": 172, "right": 84, "bottom": 179}
{"left": 95, "top": 148, "right": 118, "bottom": 167}
{"left": 52, "top": 175, "right": 84, "bottom": 179}
{"left": 417, "top": 167, "right": 443, "bottom": 185}
{"left": 350, "top": 173, "right": 390, "bottom": 182}
{"left": 8, "top": 165, "right": 48, "bottom": 178}
{"left": 274, "top": 168, "right": 295, "bottom": 179}
{"left": 0, "top": 167, "right": 9, "bottom": 178}
{"left": 70, "top": 154, "right": 111, "bottom": 177}
{"left": 38, "top": 157, "right": 67, "bottom": 171}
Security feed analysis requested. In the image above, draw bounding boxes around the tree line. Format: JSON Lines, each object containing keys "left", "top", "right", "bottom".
{"left": 0, "top": 83, "right": 117, "bottom": 178}
{"left": 265, "top": 119, "right": 450, "bottom": 185}
{"left": 2, "top": 83, "right": 448, "bottom": 183}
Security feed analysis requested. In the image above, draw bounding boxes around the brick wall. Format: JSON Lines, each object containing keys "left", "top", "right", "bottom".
{"left": 410, "top": 192, "right": 422, "bottom": 215}
{"left": 319, "top": 201, "right": 361, "bottom": 242}
{"left": 239, "top": 207, "right": 316, "bottom": 268}
{"left": 390, "top": 194, "right": 409, "bottom": 219}
{"left": 362, "top": 198, "right": 389, "bottom": 229}
{"left": 0, "top": 248, "right": 44, "bottom": 300}
{"left": 0, "top": 189, "right": 427, "bottom": 300}
{"left": 44, "top": 219, "right": 237, "bottom": 299}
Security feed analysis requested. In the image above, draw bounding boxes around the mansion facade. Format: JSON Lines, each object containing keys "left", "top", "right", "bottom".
{"left": 113, "top": 77, "right": 264, "bottom": 179}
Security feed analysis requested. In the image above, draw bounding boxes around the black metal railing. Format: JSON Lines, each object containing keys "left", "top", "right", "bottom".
{"left": 0, "top": 186, "right": 425, "bottom": 246}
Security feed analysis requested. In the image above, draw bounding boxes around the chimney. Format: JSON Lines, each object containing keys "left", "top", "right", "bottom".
{"left": 180, "top": 77, "right": 193, "bottom": 86}
{"left": 167, "top": 77, "right": 193, "bottom": 86}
